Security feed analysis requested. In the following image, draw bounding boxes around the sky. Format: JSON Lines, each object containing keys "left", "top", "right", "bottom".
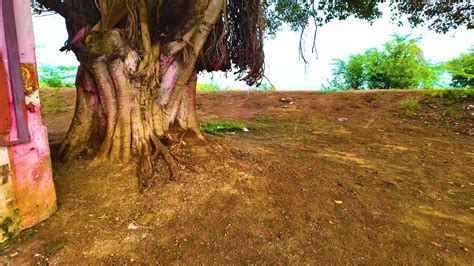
{"left": 32, "top": 3, "right": 473, "bottom": 90}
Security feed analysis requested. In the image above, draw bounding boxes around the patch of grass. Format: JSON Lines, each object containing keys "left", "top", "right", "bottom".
{"left": 197, "top": 83, "right": 224, "bottom": 91}
{"left": 424, "top": 89, "right": 474, "bottom": 104}
{"left": 199, "top": 120, "right": 246, "bottom": 135}
{"left": 399, "top": 97, "right": 421, "bottom": 117}
{"left": 444, "top": 106, "right": 462, "bottom": 120}
{"left": 41, "top": 87, "right": 65, "bottom": 113}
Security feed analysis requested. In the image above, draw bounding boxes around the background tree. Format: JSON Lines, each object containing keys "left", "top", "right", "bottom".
{"left": 35, "top": 0, "right": 473, "bottom": 186}
{"left": 327, "top": 35, "right": 439, "bottom": 90}
{"left": 327, "top": 55, "right": 366, "bottom": 90}
{"left": 444, "top": 46, "right": 474, "bottom": 88}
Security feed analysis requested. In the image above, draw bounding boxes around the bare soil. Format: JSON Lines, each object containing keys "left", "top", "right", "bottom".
{"left": 1, "top": 89, "right": 473, "bottom": 264}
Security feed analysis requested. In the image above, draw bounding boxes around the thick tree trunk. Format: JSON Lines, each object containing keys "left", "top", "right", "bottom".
{"left": 60, "top": 34, "right": 202, "bottom": 189}
{"left": 54, "top": 0, "right": 225, "bottom": 190}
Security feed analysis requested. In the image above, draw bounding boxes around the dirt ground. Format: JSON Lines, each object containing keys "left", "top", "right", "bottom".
{"left": 1, "top": 89, "right": 473, "bottom": 264}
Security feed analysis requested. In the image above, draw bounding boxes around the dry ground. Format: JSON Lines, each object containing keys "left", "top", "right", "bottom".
{"left": 1, "top": 89, "right": 473, "bottom": 264}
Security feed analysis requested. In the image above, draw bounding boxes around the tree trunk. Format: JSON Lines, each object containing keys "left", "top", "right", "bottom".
{"left": 53, "top": 0, "right": 225, "bottom": 190}
{"left": 60, "top": 31, "right": 206, "bottom": 189}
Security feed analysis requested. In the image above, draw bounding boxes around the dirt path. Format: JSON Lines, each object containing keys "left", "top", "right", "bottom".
{"left": 1, "top": 89, "right": 473, "bottom": 264}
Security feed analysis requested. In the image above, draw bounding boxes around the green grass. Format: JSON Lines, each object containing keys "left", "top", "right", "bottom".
{"left": 424, "top": 88, "right": 474, "bottom": 104}
{"left": 199, "top": 120, "right": 246, "bottom": 135}
{"left": 444, "top": 106, "right": 462, "bottom": 120}
{"left": 399, "top": 97, "right": 421, "bottom": 117}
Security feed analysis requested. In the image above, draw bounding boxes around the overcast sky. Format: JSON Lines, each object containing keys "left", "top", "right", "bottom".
{"left": 32, "top": 3, "right": 473, "bottom": 90}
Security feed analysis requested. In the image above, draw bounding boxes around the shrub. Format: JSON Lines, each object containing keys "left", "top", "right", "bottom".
{"left": 399, "top": 97, "right": 421, "bottom": 117}
{"left": 326, "top": 34, "right": 439, "bottom": 90}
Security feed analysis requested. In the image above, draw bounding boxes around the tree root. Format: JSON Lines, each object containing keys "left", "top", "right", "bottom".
{"left": 151, "top": 134, "right": 180, "bottom": 182}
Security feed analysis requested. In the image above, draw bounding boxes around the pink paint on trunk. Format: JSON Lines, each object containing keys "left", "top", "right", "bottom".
{"left": 160, "top": 61, "right": 180, "bottom": 106}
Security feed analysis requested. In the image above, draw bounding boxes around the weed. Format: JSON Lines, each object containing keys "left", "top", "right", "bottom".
{"left": 444, "top": 106, "right": 462, "bottom": 120}
{"left": 199, "top": 120, "right": 246, "bottom": 135}
{"left": 23, "top": 228, "right": 36, "bottom": 240}
{"left": 399, "top": 97, "right": 421, "bottom": 117}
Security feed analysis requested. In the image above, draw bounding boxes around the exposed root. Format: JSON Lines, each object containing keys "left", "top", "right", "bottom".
{"left": 150, "top": 134, "right": 180, "bottom": 182}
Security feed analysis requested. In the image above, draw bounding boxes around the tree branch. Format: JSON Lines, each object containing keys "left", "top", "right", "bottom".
{"left": 38, "top": 0, "right": 92, "bottom": 31}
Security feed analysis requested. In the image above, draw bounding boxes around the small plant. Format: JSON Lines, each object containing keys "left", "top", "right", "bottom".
{"left": 399, "top": 97, "right": 421, "bottom": 117}
{"left": 199, "top": 120, "right": 246, "bottom": 135}
{"left": 23, "top": 228, "right": 36, "bottom": 240}
{"left": 444, "top": 106, "right": 462, "bottom": 120}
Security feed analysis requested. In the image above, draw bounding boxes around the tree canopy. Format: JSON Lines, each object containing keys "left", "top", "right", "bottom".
{"left": 326, "top": 35, "right": 439, "bottom": 90}
{"left": 445, "top": 46, "right": 474, "bottom": 88}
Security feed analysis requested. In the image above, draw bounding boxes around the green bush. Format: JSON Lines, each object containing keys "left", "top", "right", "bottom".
{"left": 326, "top": 34, "right": 439, "bottom": 90}
{"left": 199, "top": 120, "right": 246, "bottom": 135}
{"left": 399, "top": 97, "right": 421, "bottom": 117}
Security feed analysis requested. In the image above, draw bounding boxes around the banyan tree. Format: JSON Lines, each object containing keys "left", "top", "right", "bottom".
{"left": 35, "top": 0, "right": 472, "bottom": 186}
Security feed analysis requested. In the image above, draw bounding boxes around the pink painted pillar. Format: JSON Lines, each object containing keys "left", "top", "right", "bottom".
{"left": 0, "top": 0, "right": 57, "bottom": 242}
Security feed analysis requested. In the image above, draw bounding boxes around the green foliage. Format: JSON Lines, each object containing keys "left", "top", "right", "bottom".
{"left": 399, "top": 97, "right": 421, "bottom": 117}
{"left": 265, "top": 1, "right": 472, "bottom": 36}
{"left": 424, "top": 88, "right": 474, "bottom": 104}
{"left": 444, "top": 106, "right": 462, "bottom": 120}
{"left": 199, "top": 120, "right": 246, "bottom": 135}
{"left": 444, "top": 47, "right": 474, "bottom": 88}
{"left": 38, "top": 65, "right": 77, "bottom": 88}
{"left": 327, "top": 35, "right": 438, "bottom": 90}
{"left": 327, "top": 55, "right": 366, "bottom": 90}
{"left": 23, "top": 228, "right": 37, "bottom": 240}
{"left": 196, "top": 83, "right": 223, "bottom": 91}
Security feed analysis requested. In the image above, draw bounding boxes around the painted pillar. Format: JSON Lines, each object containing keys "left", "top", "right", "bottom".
{"left": 0, "top": 0, "right": 57, "bottom": 243}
